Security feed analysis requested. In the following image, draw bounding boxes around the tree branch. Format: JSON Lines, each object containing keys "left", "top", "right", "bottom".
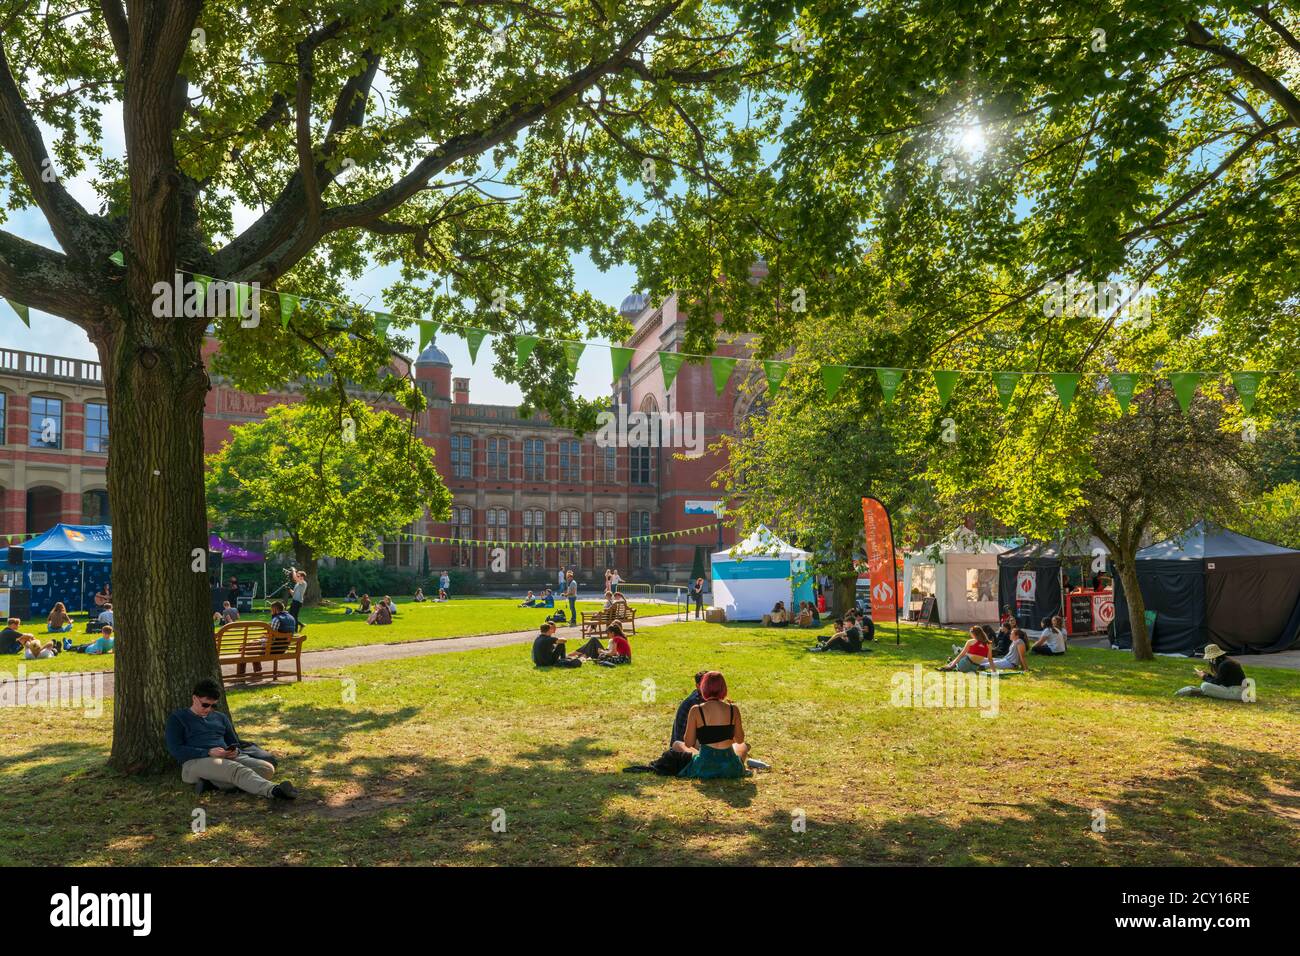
{"left": 1183, "top": 19, "right": 1300, "bottom": 126}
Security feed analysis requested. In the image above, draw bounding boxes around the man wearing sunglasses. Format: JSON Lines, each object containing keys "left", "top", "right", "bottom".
{"left": 164, "top": 678, "right": 298, "bottom": 799}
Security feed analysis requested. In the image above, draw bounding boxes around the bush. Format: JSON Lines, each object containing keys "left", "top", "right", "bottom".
{"left": 317, "top": 560, "right": 420, "bottom": 598}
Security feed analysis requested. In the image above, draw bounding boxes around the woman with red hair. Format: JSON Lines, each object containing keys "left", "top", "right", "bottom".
{"left": 676, "top": 671, "right": 751, "bottom": 779}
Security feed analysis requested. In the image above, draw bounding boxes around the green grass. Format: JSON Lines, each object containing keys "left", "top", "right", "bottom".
{"left": 5, "top": 597, "right": 633, "bottom": 673}
{"left": 2, "top": 620, "right": 1298, "bottom": 866}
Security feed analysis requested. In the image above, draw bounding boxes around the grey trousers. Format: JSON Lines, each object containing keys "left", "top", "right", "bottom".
{"left": 181, "top": 755, "right": 277, "bottom": 796}
{"left": 1176, "top": 682, "right": 1244, "bottom": 701}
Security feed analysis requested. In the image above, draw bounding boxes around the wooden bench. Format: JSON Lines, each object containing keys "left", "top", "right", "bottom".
{"left": 580, "top": 600, "right": 637, "bottom": 639}
{"left": 215, "top": 621, "right": 306, "bottom": 685}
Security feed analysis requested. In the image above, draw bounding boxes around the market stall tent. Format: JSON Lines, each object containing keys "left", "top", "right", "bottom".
{"left": 998, "top": 536, "right": 1108, "bottom": 630}
{"left": 711, "top": 525, "right": 815, "bottom": 621}
{"left": 903, "top": 527, "right": 1011, "bottom": 625}
{"left": 21, "top": 523, "right": 113, "bottom": 617}
{"left": 1112, "top": 521, "right": 1300, "bottom": 655}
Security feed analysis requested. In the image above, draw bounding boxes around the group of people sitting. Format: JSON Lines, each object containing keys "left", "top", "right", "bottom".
{"left": 1, "top": 614, "right": 115, "bottom": 657}
{"left": 808, "top": 610, "right": 875, "bottom": 652}
{"left": 410, "top": 586, "right": 447, "bottom": 602}
{"left": 340, "top": 593, "right": 401, "bottom": 623}
{"left": 763, "top": 600, "right": 823, "bottom": 628}
{"left": 940, "top": 615, "right": 1068, "bottom": 672}
{"left": 531, "top": 620, "right": 632, "bottom": 667}
{"left": 519, "top": 588, "right": 556, "bottom": 608}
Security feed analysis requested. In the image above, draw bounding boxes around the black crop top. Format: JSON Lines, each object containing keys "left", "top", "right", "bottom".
{"left": 693, "top": 703, "right": 735, "bottom": 745}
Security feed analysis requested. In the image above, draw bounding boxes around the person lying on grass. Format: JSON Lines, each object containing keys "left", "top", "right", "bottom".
{"left": 1030, "top": 616, "right": 1068, "bottom": 656}
{"left": 47, "top": 602, "right": 73, "bottom": 633}
{"left": 940, "top": 627, "right": 992, "bottom": 672}
{"left": 570, "top": 621, "right": 633, "bottom": 665}
{"left": 1175, "top": 644, "right": 1249, "bottom": 700}
{"left": 165, "top": 678, "right": 297, "bottom": 800}
{"left": 69, "top": 624, "right": 115, "bottom": 655}
{"left": 531, "top": 620, "right": 580, "bottom": 668}
{"left": 18, "top": 632, "right": 62, "bottom": 658}
{"left": 986, "top": 627, "right": 1029, "bottom": 671}
{"left": 673, "top": 671, "right": 769, "bottom": 779}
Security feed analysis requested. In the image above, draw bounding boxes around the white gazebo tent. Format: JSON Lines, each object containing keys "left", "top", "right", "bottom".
{"left": 711, "top": 525, "right": 816, "bottom": 621}
{"left": 902, "top": 527, "right": 1011, "bottom": 625}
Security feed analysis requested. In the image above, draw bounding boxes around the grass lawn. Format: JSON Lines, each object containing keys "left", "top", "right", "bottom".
{"left": 3, "top": 597, "right": 639, "bottom": 674}
{"left": 2, "top": 620, "right": 1297, "bottom": 866}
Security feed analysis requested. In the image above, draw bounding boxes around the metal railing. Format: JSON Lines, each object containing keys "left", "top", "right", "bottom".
{"left": 652, "top": 583, "right": 690, "bottom": 620}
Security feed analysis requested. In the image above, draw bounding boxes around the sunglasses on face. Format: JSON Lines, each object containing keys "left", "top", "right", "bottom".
{"left": 196, "top": 699, "right": 218, "bottom": 709}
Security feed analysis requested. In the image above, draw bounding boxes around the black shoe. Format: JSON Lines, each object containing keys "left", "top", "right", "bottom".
{"left": 194, "top": 778, "right": 216, "bottom": 795}
{"left": 271, "top": 782, "right": 298, "bottom": 800}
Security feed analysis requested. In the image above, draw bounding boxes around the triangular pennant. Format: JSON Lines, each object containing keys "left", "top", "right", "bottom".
{"left": 1108, "top": 372, "right": 1140, "bottom": 413}
{"left": 610, "top": 346, "right": 635, "bottom": 382}
{"left": 1169, "top": 372, "right": 1202, "bottom": 412}
{"left": 193, "top": 273, "right": 212, "bottom": 298}
{"left": 1231, "top": 371, "right": 1261, "bottom": 412}
{"left": 463, "top": 327, "right": 488, "bottom": 363}
{"left": 109, "top": 250, "right": 125, "bottom": 266}
{"left": 875, "top": 368, "right": 904, "bottom": 404}
{"left": 1050, "top": 372, "right": 1081, "bottom": 411}
{"left": 711, "top": 356, "right": 738, "bottom": 396}
{"left": 991, "top": 372, "right": 1022, "bottom": 410}
{"left": 659, "top": 352, "right": 686, "bottom": 389}
{"left": 5, "top": 298, "right": 30, "bottom": 326}
{"left": 374, "top": 312, "right": 392, "bottom": 336}
{"left": 932, "top": 370, "right": 960, "bottom": 408}
{"left": 419, "top": 320, "right": 436, "bottom": 351}
{"left": 515, "top": 334, "right": 539, "bottom": 369}
{"left": 763, "top": 360, "right": 788, "bottom": 396}
{"left": 563, "top": 341, "right": 585, "bottom": 374}
{"left": 278, "top": 292, "right": 298, "bottom": 328}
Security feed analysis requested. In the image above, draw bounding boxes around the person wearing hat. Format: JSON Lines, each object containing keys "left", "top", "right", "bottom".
{"left": 1175, "top": 644, "right": 1248, "bottom": 700}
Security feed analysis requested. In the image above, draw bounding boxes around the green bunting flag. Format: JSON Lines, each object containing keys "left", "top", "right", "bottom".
{"left": 932, "top": 370, "right": 960, "bottom": 408}
{"left": 109, "top": 250, "right": 125, "bottom": 266}
{"left": 991, "top": 372, "right": 1023, "bottom": 410}
{"left": 1108, "top": 372, "right": 1139, "bottom": 413}
{"left": 463, "top": 327, "right": 488, "bottom": 363}
{"left": 659, "top": 352, "right": 686, "bottom": 389}
{"left": 610, "top": 346, "right": 635, "bottom": 382}
{"left": 763, "top": 360, "right": 788, "bottom": 396}
{"left": 194, "top": 273, "right": 212, "bottom": 298}
{"left": 278, "top": 292, "right": 298, "bottom": 328}
{"left": 5, "top": 298, "right": 30, "bottom": 326}
{"left": 419, "top": 320, "right": 437, "bottom": 351}
{"left": 563, "top": 341, "right": 585, "bottom": 374}
{"left": 821, "top": 365, "right": 847, "bottom": 400}
{"left": 711, "top": 356, "right": 738, "bottom": 396}
{"left": 1169, "top": 372, "right": 1202, "bottom": 412}
{"left": 876, "top": 368, "right": 904, "bottom": 404}
{"left": 1231, "top": 371, "right": 1261, "bottom": 411}
{"left": 1050, "top": 372, "right": 1081, "bottom": 411}
{"left": 515, "top": 334, "right": 539, "bottom": 369}
{"left": 374, "top": 312, "right": 392, "bottom": 336}
{"left": 235, "top": 284, "right": 254, "bottom": 322}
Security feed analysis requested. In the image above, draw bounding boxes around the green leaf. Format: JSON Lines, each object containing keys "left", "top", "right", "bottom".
{"left": 875, "top": 367, "right": 904, "bottom": 404}
{"left": 463, "top": 327, "right": 488, "bottom": 363}
{"left": 1050, "top": 373, "right": 1081, "bottom": 411}
{"left": 711, "top": 356, "right": 738, "bottom": 395}
{"left": 515, "top": 334, "right": 539, "bottom": 369}
{"left": 932, "top": 369, "right": 960, "bottom": 407}
{"left": 991, "top": 371, "right": 1023, "bottom": 410}
{"left": 1108, "top": 372, "right": 1140, "bottom": 413}
{"left": 659, "top": 352, "right": 686, "bottom": 389}
{"left": 563, "top": 341, "right": 585, "bottom": 374}
{"left": 1230, "top": 371, "right": 1261, "bottom": 412}
{"left": 1169, "top": 372, "right": 1202, "bottom": 412}
{"left": 821, "top": 365, "right": 847, "bottom": 399}
{"left": 763, "top": 360, "right": 788, "bottom": 396}
{"left": 610, "top": 346, "right": 635, "bottom": 381}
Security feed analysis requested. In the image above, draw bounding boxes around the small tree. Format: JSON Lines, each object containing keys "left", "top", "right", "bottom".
{"left": 205, "top": 401, "right": 450, "bottom": 603}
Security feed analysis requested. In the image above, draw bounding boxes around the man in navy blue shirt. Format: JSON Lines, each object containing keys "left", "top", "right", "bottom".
{"left": 164, "top": 678, "right": 297, "bottom": 799}
{"left": 671, "top": 671, "right": 707, "bottom": 747}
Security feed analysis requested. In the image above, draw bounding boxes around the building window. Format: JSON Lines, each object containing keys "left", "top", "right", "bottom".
{"left": 81, "top": 489, "right": 110, "bottom": 525}
{"left": 630, "top": 446, "right": 652, "bottom": 484}
{"left": 558, "top": 509, "right": 581, "bottom": 568}
{"left": 595, "top": 510, "right": 616, "bottom": 569}
{"left": 0, "top": 392, "right": 6, "bottom": 444}
{"left": 29, "top": 396, "right": 62, "bottom": 449}
{"left": 84, "top": 401, "right": 109, "bottom": 453}
{"left": 523, "top": 438, "right": 545, "bottom": 481}
{"left": 487, "top": 436, "right": 510, "bottom": 480}
{"left": 383, "top": 522, "right": 414, "bottom": 567}
{"left": 558, "top": 439, "right": 580, "bottom": 482}
{"left": 451, "top": 434, "right": 473, "bottom": 479}
{"left": 598, "top": 445, "right": 616, "bottom": 483}
{"left": 633, "top": 510, "right": 651, "bottom": 570}
{"left": 523, "top": 508, "right": 545, "bottom": 567}
{"left": 452, "top": 506, "right": 473, "bottom": 567}
{"left": 486, "top": 507, "right": 509, "bottom": 542}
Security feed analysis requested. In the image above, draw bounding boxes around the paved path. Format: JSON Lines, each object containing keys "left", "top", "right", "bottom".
{"left": 1, "top": 611, "right": 690, "bottom": 700}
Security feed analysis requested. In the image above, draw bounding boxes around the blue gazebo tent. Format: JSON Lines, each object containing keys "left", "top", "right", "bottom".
{"left": 21, "top": 523, "right": 112, "bottom": 617}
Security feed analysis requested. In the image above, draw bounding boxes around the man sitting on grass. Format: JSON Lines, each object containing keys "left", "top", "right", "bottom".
{"left": 1175, "top": 644, "right": 1249, "bottom": 700}
{"left": 519, "top": 590, "right": 539, "bottom": 607}
{"left": 367, "top": 598, "right": 393, "bottom": 625}
{"left": 164, "top": 678, "right": 297, "bottom": 800}
{"left": 1, "top": 617, "right": 28, "bottom": 655}
{"left": 531, "top": 621, "right": 580, "bottom": 668}
{"left": 810, "top": 616, "right": 865, "bottom": 653}
{"left": 69, "top": 624, "right": 115, "bottom": 655}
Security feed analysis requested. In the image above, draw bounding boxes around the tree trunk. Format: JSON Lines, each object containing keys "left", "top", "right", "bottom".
{"left": 1114, "top": 551, "right": 1153, "bottom": 661}
{"left": 293, "top": 541, "right": 321, "bottom": 606}
{"left": 833, "top": 574, "right": 857, "bottom": 617}
{"left": 103, "top": 307, "right": 219, "bottom": 774}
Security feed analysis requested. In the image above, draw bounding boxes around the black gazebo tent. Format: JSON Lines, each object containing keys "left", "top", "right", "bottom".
{"left": 1111, "top": 522, "right": 1300, "bottom": 656}
{"left": 998, "top": 537, "right": 1107, "bottom": 630}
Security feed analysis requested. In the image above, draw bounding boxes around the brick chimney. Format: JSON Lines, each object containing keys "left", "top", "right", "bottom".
{"left": 453, "top": 377, "right": 469, "bottom": 404}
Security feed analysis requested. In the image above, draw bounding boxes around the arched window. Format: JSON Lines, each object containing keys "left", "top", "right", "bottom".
{"left": 630, "top": 395, "right": 656, "bottom": 485}
{"left": 522, "top": 508, "right": 545, "bottom": 567}
{"left": 451, "top": 434, "right": 473, "bottom": 479}
{"left": 595, "top": 510, "right": 617, "bottom": 569}
{"left": 598, "top": 444, "right": 616, "bottom": 483}
{"left": 452, "top": 506, "right": 473, "bottom": 567}
{"left": 559, "top": 509, "right": 581, "bottom": 568}
{"left": 486, "top": 507, "right": 509, "bottom": 542}
{"left": 383, "top": 522, "right": 415, "bottom": 567}
{"left": 523, "top": 438, "right": 546, "bottom": 481}
{"left": 487, "top": 437, "right": 510, "bottom": 479}
{"left": 29, "top": 396, "right": 62, "bottom": 449}
{"left": 558, "top": 439, "right": 580, "bottom": 482}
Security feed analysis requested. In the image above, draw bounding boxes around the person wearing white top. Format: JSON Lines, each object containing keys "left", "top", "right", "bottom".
{"left": 1031, "top": 616, "right": 1068, "bottom": 655}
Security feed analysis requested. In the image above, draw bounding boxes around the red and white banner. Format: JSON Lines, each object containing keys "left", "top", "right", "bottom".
{"left": 1016, "top": 569, "right": 1037, "bottom": 602}
{"left": 1093, "top": 592, "right": 1115, "bottom": 628}
{"left": 861, "top": 497, "right": 898, "bottom": 623}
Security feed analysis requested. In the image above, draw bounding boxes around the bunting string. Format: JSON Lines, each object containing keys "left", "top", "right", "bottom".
{"left": 399, "top": 524, "right": 722, "bottom": 549}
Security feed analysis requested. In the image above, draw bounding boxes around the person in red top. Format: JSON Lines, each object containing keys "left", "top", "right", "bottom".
{"left": 570, "top": 621, "right": 633, "bottom": 664}
{"left": 940, "top": 626, "right": 992, "bottom": 672}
